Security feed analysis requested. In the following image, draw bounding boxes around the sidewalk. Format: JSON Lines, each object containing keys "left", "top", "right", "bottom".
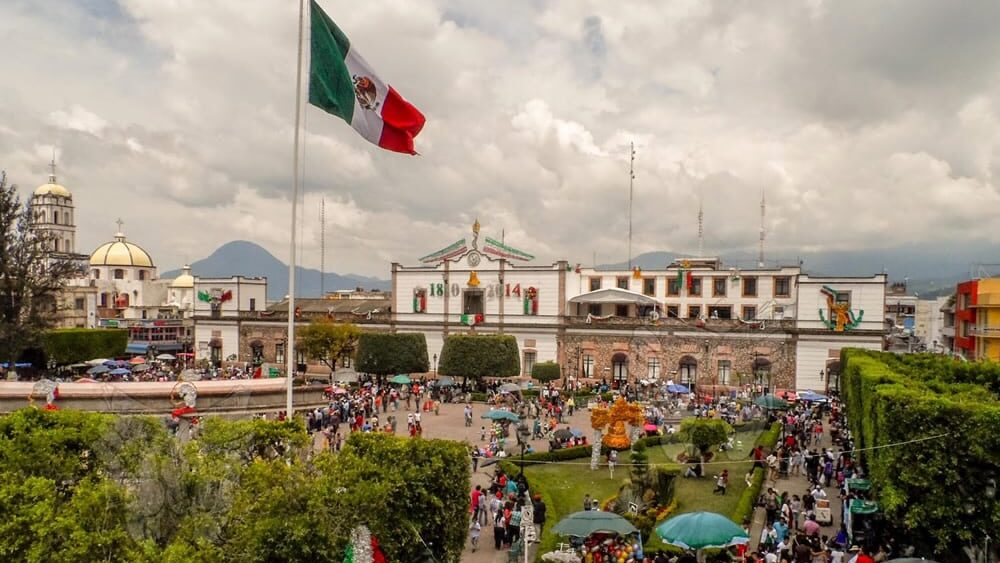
{"left": 748, "top": 422, "right": 843, "bottom": 550}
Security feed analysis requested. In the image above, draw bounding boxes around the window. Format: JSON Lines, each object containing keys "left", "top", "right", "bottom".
{"left": 742, "top": 276, "right": 758, "bottom": 297}
{"left": 275, "top": 342, "right": 285, "bottom": 364}
{"left": 114, "top": 269, "right": 124, "bottom": 280}
{"left": 643, "top": 278, "right": 656, "bottom": 296}
{"left": 688, "top": 305, "right": 701, "bottom": 319}
{"left": 582, "top": 354, "right": 594, "bottom": 377}
{"left": 615, "top": 304, "right": 629, "bottom": 317}
{"left": 141, "top": 309, "right": 147, "bottom": 319}
{"left": 588, "top": 304, "right": 602, "bottom": 317}
{"left": 589, "top": 277, "right": 602, "bottom": 291}
{"left": 616, "top": 276, "right": 629, "bottom": 290}
{"left": 74, "top": 297, "right": 85, "bottom": 310}
{"left": 689, "top": 277, "right": 702, "bottom": 296}
{"left": 138, "top": 270, "right": 146, "bottom": 281}
{"left": 666, "top": 305, "right": 680, "bottom": 318}
{"left": 463, "top": 289, "right": 484, "bottom": 315}
{"left": 773, "top": 305, "right": 785, "bottom": 319}
{"left": 523, "top": 351, "right": 536, "bottom": 376}
{"left": 647, "top": 357, "right": 661, "bottom": 379}
{"left": 774, "top": 276, "right": 791, "bottom": 298}
{"left": 92, "top": 269, "right": 100, "bottom": 279}
{"left": 667, "top": 278, "right": 680, "bottom": 296}
{"left": 713, "top": 277, "right": 727, "bottom": 297}
{"left": 679, "top": 357, "right": 697, "bottom": 386}
{"left": 53, "top": 211, "right": 59, "bottom": 225}
{"left": 342, "top": 354, "right": 353, "bottom": 368}
{"left": 717, "top": 360, "right": 731, "bottom": 385}
{"left": 742, "top": 306, "right": 757, "bottom": 321}
{"left": 708, "top": 305, "right": 732, "bottom": 319}
{"left": 53, "top": 239, "right": 59, "bottom": 252}
{"left": 249, "top": 298, "right": 257, "bottom": 312}
{"left": 100, "top": 293, "right": 109, "bottom": 308}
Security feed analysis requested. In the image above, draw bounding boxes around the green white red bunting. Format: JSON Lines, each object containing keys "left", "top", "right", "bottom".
{"left": 308, "top": 0, "right": 426, "bottom": 154}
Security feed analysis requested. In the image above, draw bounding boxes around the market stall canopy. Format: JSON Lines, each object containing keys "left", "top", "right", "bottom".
{"left": 655, "top": 511, "right": 749, "bottom": 550}
{"left": 552, "top": 510, "right": 638, "bottom": 537}
{"left": 568, "top": 288, "right": 660, "bottom": 306}
{"left": 390, "top": 374, "right": 411, "bottom": 385}
{"left": 754, "top": 394, "right": 790, "bottom": 410}
{"left": 332, "top": 368, "right": 359, "bottom": 383}
{"left": 131, "top": 364, "right": 151, "bottom": 372}
{"left": 848, "top": 499, "right": 879, "bottom": 515}
{"left": 481, "top": 410, "right": 520, "bottom": 422}
{"left": 433, "top": 376, "right": 455, "bottom": 387}
{"left": 667, "top": 384, "right": 690, "bottom": 394}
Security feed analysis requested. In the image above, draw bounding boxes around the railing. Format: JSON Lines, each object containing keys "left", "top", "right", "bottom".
{"left": 969, "top": 326, "right": 1000, "bottom": 336}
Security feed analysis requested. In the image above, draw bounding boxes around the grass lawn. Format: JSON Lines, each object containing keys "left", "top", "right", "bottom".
{"left": 522, "top": 428, "right": 765, "bottom": 558}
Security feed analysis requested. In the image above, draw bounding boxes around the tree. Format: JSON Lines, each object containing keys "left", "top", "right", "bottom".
{"left": 297, "top": 319, "right": 361, "bottom": 374}
{"left": 43, "top": 328, "right": 128, "bottom": 365}
{"left": 0, "top": 172, "right": 83, "bottom": 378}
{"left": 679, "top": 418, "right": 731, "bottom": 457}
{"left": 354, "top": 332, "right": 429, "bottom": 378}
{"left": 437, "top": 334, "right": 520, "bottom": 387}
{"left": 531, "top": 361, "right": 561, "bottom": 384}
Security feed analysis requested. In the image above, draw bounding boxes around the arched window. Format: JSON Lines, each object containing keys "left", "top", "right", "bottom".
{"left": 114, "top": 269, "right": 125, "bottom": 280}
{"left": 138, "top": 270, "right": 147, "bottom": 281}
{"left": 92, "top": 269, "right": 100, "bottom": 279}
{"left": 53, "top": 211, "right": 59, "bottom": 225}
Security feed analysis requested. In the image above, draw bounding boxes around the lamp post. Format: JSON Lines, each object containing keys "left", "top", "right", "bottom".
{"left": 516, "top": 422, "right": 530, "bottom": 477}
{"left": 432, "top": 353, "right": 437, "bottom": 376}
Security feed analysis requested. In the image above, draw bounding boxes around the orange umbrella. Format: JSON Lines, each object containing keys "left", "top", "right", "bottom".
{"left": 129, "top": 357, "right": 146, "bottom": 365}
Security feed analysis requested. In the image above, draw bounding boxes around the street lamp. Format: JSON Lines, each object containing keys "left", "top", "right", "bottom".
{"left": 432, "top": 353, "right": 437, "bottom": 376}
{"left": 516, "top": 422, "right": 530, "bottom": 477}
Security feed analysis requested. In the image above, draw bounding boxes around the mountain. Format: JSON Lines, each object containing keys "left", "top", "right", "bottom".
{"left": 161, "top": 240, "right": 390, "bottom": 300}
{"left": 598, "top": 241, "right": 1000, "bottom": 297}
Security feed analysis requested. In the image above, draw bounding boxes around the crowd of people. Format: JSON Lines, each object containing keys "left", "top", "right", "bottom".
{"left": 468, "top": 468, "right": 547, "bottom": 555}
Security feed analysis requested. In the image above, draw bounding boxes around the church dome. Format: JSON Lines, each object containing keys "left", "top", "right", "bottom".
{"left": 34, "top": 180, "right": 71, "bottom": 198}
{"left": 89, "top": 233, "right": 154, "bottom": 267}
{"left": 170, "top": 265, "right": 194, "bottom": 288}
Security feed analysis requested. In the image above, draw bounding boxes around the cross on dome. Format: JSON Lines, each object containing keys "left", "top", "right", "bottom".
{"left": 115, "top": 218, "right": 125, "bottom": 240}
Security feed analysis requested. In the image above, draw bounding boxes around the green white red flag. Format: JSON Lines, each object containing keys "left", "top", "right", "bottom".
{"left": 308, "top": 0, "right": 425, "bottom": 154}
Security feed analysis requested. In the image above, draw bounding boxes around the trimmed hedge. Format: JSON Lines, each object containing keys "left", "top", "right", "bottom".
{"left": 438, "top": 334, "right": 519, "bottom": 381}
{"left": 755, "top": 421, "right": 782, "bottom": 449}
{"left": 43, "top": 329, "right": 128, "bottom": 365}
{"left": 355, "top": 332, "right": 428, "bottom": 375}
{"left": 531, "top": 361, "right": 561, "bottom": 383}
{"left": 731, "top": 467, "right": 765, "bottom": 525}
{"left": 840, "top": 349, "right": 1000, "bottom": 555}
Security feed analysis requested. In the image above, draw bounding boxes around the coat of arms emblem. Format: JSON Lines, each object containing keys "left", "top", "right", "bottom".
{"left": 353, "top": 75, "right": 379, "bottom": 110}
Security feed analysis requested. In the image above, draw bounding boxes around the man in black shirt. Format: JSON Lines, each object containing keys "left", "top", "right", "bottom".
{"left": 532, "top": 494, "right": 546, "bottom": 542}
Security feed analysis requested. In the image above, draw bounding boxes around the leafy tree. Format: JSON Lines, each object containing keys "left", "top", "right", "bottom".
{"left": 355, "top": 332, "right": 429, "bottom": 377}
{"left": 438, "top": 334, "right": 520, "bottom": 387}
{"left": 297, "top": 319, "right": 361, "bottom": 374}
{"left": 679, "top": 418, "right": 731, "bottom": 457}
{"left": 531, "top": 361, "right": 561, "bottom": 384}
{"left": 0, "top": 172, "right": 84, "bottom": 378}
{"left": 43, "top": 328, "right": 128, "bottom": 366}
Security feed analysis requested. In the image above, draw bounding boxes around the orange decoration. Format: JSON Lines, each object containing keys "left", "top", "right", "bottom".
{"left": 590, "top": 397, "right": 645, "bottom": 450}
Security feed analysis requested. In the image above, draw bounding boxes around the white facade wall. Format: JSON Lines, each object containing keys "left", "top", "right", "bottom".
{"left": 195, "top": 321, "right": 240, "bottom": 362}
{"left": 795, "top": 335, "right": 882, "bottom": 392}
{"left": 795, "top": 275, "right": 887, "bottom": 331}
{"left": 193, "top": 278, "right": 267, "bottom": 317}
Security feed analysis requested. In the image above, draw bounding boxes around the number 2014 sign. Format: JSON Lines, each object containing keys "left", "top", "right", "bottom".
{"left": 427, "top": 283, "right": 526, "bottom": 298}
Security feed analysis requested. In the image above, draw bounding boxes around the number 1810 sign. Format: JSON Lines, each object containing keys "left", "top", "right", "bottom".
{"left": 427, "top": 283, "right": 526, "bottom": 298}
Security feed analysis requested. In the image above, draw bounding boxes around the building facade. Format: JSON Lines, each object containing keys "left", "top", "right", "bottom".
{"left": 950, "top": 278, "right": 1000, "bottom": 361}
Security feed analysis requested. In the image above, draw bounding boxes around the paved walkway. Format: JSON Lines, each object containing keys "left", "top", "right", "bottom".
{"left": 748, "top": 420, "right": 843, "bottom": 551}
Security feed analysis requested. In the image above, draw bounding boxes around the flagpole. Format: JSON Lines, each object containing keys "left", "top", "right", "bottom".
{"left": 287, "top": 0, "right": 306, "bottom": 416}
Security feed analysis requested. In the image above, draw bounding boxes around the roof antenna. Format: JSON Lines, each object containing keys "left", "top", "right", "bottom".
{"left": 758, "top": 188, "right": 766, "bottom": 268}
{"left": 697, "top": 197, "right": 704, "bottom": 258}
{"left": 627, "top": 141, "right": 635, "bottom": 270}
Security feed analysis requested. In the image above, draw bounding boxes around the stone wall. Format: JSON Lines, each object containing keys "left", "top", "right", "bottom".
{"left": 561, "top": 332, "right": 796, "bottom": 392}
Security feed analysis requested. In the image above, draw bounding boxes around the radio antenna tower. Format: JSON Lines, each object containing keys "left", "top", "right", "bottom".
{"left": 627, "top": 141, "right": 635, "bottom": 269}
{"left": 758, "top": 189, "right": 766, "bottom": 267}
{"left": 697, "top": 198, "right": 704, "bottom": 257}
{"left": 320, "top": 197, "right": 326, "bottom": 296}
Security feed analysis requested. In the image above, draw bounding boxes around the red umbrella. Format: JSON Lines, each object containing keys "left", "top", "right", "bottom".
{"left": 643, "top": 423, "right": 658, "bottom": 431}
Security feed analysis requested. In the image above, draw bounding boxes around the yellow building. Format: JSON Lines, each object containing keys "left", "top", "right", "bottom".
{"left": 971, "top": 278, "right": 1000, "bottom": 361}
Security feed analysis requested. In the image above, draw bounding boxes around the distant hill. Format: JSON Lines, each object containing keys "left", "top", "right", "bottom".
{"left": 599, "top": 241, "right": 1000, "bottom": 297}
{"left": 161, "top": 240, "right": 390, "bottom": 300}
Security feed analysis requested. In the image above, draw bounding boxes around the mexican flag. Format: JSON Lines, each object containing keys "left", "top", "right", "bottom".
{"left": 309, "top": 0, "right": 425, "bottom": 154}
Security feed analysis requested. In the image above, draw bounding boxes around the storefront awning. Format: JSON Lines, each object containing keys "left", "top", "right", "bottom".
{"left": 568, "top": 288, "right": 659, "bottom": 306}
{"left": 125, "top": 343, "right": 148, "bottom": 355}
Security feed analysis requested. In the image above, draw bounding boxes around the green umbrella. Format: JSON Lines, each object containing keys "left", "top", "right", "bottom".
{"left": 480, "top": 410, "right": 520, "bottom": 422}
{"left": 552, "top": 511, "right": 638, "bottom": 537}
{"left": 656, "top": 511, "right": 749, "bottom": 550}
{"left": 390, "top": 374, "right": 411, "bottom": 385}
{"left": 754, "top": 394, "right": 789, "bottom": 410}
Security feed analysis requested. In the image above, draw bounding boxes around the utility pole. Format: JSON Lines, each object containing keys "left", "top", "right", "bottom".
{"left": 758, "top": 189, "right": 766, "bottom": 268}
{"left": 628, "top": 142, "right": 635, "bottom": 269}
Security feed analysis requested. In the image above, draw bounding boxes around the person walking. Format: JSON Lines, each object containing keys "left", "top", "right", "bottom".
{"left": 493, "top": 508, "right": 506, "bottom": 550}
{"left": 532, "top": 494, "right": 546, "bottom": 542}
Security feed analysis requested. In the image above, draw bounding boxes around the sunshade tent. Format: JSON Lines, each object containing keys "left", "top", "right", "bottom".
{"left": 390, "top": 374, "right": 411, "bottom": 384}
{"left": 109, "top": 368, "right": 131, "bottom": 376}
{"left": 87, "top": 365, "right": 110, "bottom": 375}
{"left": 156, "top": 353, "right": 176, "bottom": 361}
{"left": 667, "top": 384, "right": 690, "bottom": 394}
{"left": 481, "top": 410, "right": 520, "bottom": 422}
{"left": 799, "top": 390, "right": 828, "bottom": 402}
{"left": 754, "top": 394, "right": 790, "bottom": 410}
{"left": 656, "top": 511, "right": 749, "bottom": 550}
{"left": 434, "top": 376, "right": 455, "bottom": 387}
{"left": 552, "top": 511, "right": 638, "bottom": 537}
{"left": 845, "top": 478, "right": 871, "bottom": 493}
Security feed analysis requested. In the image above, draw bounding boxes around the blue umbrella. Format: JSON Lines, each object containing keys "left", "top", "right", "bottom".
{"left": 570, "top": 429, "right": 584, "bottom": 438}
{"left": 88, "top": 365, "right": 110, "bottom": 375}
{"left": 103, "top": 360, "right": 118, "bottom": 367}
{"left": 0, "top": 362, "right": 32, "bottom": 368}
{"left": 799, "top": 391, "right": 828, "bottom": 402}
{"left": 667, "top": 384, "right": 690, "bottom": 394}
{"left": 109, "top": 368, "right": 131, "bottom": 376}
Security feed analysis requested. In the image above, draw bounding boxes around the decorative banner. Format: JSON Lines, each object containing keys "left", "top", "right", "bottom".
{"left": 419, "top": 239, "right": 467, "bottom": 264}
{"left": 461, "top": 313, "right": 484, "bottom": 326}
{"left": 632, "top": 266, "right": 642, "bottom": 280}
{"left": 412, "top": 288, "right": 426, "bottom": 312}
{"left": 523, "top": 286, "right": 538, "bottom": 315}
{"left": 819, "top": 285, "right": 864, "bottom": 331}
{"left": 482, "top": 236, "right": 534, "bottom": 261}
{"left": 467, "top": 271, "right": 480, "bottom": 287}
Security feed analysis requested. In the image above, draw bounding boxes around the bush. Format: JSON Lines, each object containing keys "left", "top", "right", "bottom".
{"left": 731, "top": 467, "right": 765, "bottom": 524}
{"left": 680, "top": 418, "right": 732, "bottom": 455}
{"left": 755, "top": 421, "right": 782, "bottom": 449}
{"left": 355, "top": 332, "right": 428, "bottom": 376}
{"left": 531, "top": 361, "right": 561, "bottom": 383}
{"left": 438, "top": 334, "right": 519, "bottom": 385}
{"left": 42, "top": 328, "right": 128, "bottom": 365}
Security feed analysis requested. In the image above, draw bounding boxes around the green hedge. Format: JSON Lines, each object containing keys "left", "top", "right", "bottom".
{"left": 530, "top": 361, "right": 561, "bottom": 383}
{"left": 355, "top": 332, "right": 429, "bottom": 375}
{"left": 755, "top": 421, "right": 782, "bottom": 449}
{"left": 438, "top": 334, "right": 519, "bottom": 381}
{"left": 43, "top": 329, "right": 128, "bottom": 365}
{"left": 731, "top": 467, "right": 765, "bottom": 525}
{"left": 840, "top": 349, "right": 1000, "bottom": 555}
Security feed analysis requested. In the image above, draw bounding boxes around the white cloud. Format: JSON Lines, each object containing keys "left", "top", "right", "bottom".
{"left": 1, "top": 0, "right": 1000, "bottom": 280}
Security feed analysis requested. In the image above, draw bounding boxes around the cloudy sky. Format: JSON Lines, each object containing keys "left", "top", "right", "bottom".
{"left": 2, "top": 0, "right": 999, "bottom": 278}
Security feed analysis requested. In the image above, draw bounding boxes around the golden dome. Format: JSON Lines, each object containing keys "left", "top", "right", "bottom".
{"left": 34, "top": 182, "right": 71, "bottom": 198}
{"left": 89, "top": 233, "right": 154, "bottom": 267}
{"left": 170, "top": 265, "right": 194, "bottom": 288}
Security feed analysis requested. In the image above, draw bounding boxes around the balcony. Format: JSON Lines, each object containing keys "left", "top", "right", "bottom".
{"left": 973, "top": 293, "right": 1000, "bottom": 307}
{"left": 969, "top": 325, "right": 1000, "bottom": 337}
